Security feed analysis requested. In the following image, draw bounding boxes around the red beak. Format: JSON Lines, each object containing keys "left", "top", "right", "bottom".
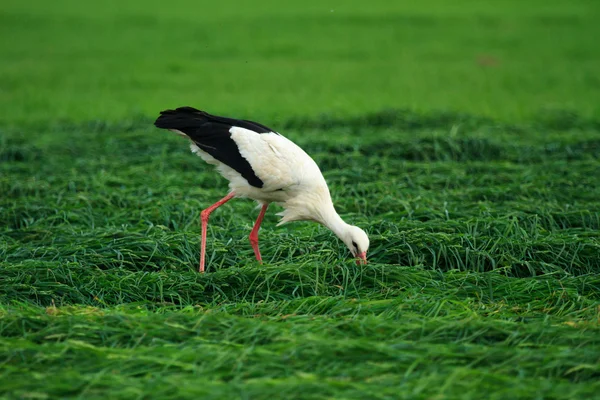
{"left": 356, "top": 251, "right": 367, "bottom": 266}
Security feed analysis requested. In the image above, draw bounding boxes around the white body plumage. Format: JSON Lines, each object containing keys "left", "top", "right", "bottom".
{"left": 187, "top": 127, "right": 329, "bottom": 224}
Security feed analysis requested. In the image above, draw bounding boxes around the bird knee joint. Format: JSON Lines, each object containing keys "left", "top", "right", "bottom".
{"left": 201, "top": 210, "right": 210, "bottom": 221}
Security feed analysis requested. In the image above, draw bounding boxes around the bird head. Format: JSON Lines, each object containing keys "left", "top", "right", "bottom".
{"left": 342, "top": 225, "right": 370, "bottom": 265}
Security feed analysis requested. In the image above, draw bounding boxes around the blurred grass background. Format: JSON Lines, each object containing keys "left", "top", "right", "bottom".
{"left": 1, "top": 0, "right": 599, "bottom": 399}
{"left": 1, "top": 0, "right": 599, "bottom": 124}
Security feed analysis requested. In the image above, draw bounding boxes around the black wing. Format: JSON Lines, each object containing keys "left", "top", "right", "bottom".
{"left": 154, "top": 107, "right": 276, "bottom": 188}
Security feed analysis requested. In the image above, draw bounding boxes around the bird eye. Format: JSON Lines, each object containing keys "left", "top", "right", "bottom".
{"left": 351, "top": 241, "right": 358, "bottom": 251}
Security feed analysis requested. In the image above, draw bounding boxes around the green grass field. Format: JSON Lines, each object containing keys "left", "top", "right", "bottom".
{"left": 1, "top": 0, "right": 600, "bottom": 398}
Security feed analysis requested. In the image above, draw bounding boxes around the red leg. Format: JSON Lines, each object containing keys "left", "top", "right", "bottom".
{"left": 249, "top": 203, "right": 269, "bottom": 263}
{"left": 200, "top": 192, "right": 235, "bottom": 273}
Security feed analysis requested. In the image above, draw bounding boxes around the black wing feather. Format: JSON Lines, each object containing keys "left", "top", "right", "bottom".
{"left": 154, "top": 107, "right": 275, "bottom": 188}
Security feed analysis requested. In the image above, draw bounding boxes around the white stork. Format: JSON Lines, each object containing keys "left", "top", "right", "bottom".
{"left": 154, "top": 107, "right": 369, "bottom": 272}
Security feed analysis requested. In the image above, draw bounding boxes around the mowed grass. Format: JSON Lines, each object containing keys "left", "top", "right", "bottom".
{"left": 1, "top": 0, "right": 600, "bottom": 399}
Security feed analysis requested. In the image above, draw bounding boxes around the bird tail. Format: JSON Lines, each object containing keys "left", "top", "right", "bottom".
{"left": 153, "top": 107, "right": 208, "bottom": 132}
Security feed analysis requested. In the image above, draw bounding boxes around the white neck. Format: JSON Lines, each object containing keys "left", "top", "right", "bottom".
{"left": 278, "top": 187, "right": 351, "bottom": 242}
{"left": 319, "top": 203, "right": 350, "bottom": 241}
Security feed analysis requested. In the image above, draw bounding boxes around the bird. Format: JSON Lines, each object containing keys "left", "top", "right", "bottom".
{"left": 154, "top": 106, "right": 369, "bottom": 272}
